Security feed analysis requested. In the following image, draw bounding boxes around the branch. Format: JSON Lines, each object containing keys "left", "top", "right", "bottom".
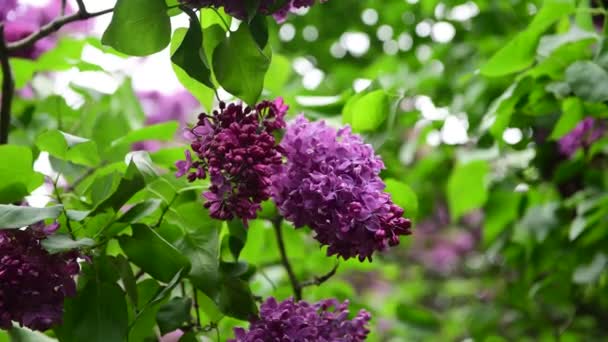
{"left": 6, "top": 8, "right": 113, "bottom": 53}
{"left": 272, "top": 217, "right": 302, "bottom": 300}
{"left": 0, "top": 24, "right": 14, "bottom": 145}
{"left": 75, "top": 0, "right": 88, "bottom": 14}
{"left": 299, "top": 264, "right": 339, "bottom": 289}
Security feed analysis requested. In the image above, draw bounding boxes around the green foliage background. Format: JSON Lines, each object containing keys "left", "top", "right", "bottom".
{"left": 1, "top": 0, "right": 608, "bottom": 341}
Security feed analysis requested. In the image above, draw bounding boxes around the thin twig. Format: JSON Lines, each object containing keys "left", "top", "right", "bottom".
{"left": 0, "top": 24, "right": 14, "bottom": 145}
{"left": 65, "top": 165, "right": 100, "bottom": 192}
{"left": 299, "top": 264, "right": 339, "bottom": 288}
{"left": 272, "top": 217, "right": 302, "bottom": 300}
{"left": 192, "top": 285, "right": 201, "bottom": 329}
{"left": 61, "top": 0, "right": 67, "bottom": 16}
{"left": 154, "top": 193, "right": 178, "bottom": 228}
{"left": 6, "top": 8, "right": 113, "bottom": 53}
{"left": 75, "top": 0, "right": 87, "bottom": 14}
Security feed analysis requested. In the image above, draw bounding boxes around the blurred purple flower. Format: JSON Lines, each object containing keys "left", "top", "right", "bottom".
{"left": 133, "top": 90, "right": 200, "bottom": 152}
{"left": 177, "top": 99, "right": 286, "bottom": 224}
{"left": 409, "top": 205, "right": 481, "bottom": 275}
{"left": 159, "top": 329, "right": 184, "bottom": 342}
{"left": 0, "top": 223, "right": 80, "bottom": 331}
{"left": 558, "top": 117, "right": 605, "bottom": 157}
{"left": 180, "top": 0, "right": 329, "bottom": 22}
{"left": 1, "top": 0, "right": 91, "bottom": 59}
{"left": 229, "top": 297, "right": 371, "bottom": 342}
{"left": 272, "top": 115, "right": 412, "bottom": 261}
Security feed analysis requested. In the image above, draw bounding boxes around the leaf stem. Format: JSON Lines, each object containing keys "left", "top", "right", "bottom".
{"left": 272, "top": 217, "right": 302, "bottom": 300}
{"left": 0, "top": 24, "right": 14, "bottom": 145}
{"left": 52, "top": 175, "right": 75, "bottom": 239}
{"left": 192, "top": 285, "right": 201, "bottom": 329}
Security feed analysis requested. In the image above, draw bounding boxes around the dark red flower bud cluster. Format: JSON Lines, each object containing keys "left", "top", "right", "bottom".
{"left": 0, "top": 225, "right": 80, "bottom": 331}
{"left": 176, "top": 98, "right": 287, "bottom": 225}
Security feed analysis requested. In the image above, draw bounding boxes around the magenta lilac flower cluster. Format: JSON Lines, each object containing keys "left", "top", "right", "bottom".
{"left": 180, "top": 0, "right": 328, "bottom": 22}
{"left": 0, "top": 224, "right": 80, "bottom": 331}
{"left": 176, "top": 99, "right": 287, "bottom": 224}
{"left": 558, "top": 117, "right": 606, "bottom": 157}
{"left": 229, "top": 297, "right": 371, "bottom": 342}
{"left": 272, "top": 116, "right": 412, "bottom": 261}
{"left": 1, "top": 0, "right": 90, "bottom": 59}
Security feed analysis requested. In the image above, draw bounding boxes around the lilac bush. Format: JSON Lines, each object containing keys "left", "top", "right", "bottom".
{"left": 176, "top": 99, "right": 287, "bottom": 224}
{"left": 230, "top": 297, "right": 371, "bottom": 342}
{"left": 0, "top": 223, "right": 80, "bottom": 331}
{"left": 180, "top": 0, "right": 329, "bottom": 22}
{"left": 558, "top": 117, "right": 606, "bottom": 157}
{"left": 272, "top": 115, "right": 412, "bottom": 261}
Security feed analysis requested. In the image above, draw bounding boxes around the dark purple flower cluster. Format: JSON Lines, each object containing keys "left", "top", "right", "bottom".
{"left": 0, "top": 224, "right": 80, "bottom": 331}
{"left": 176, "top": 98, "right": 287, "bottom": 224}
{"left": 558, "top": 117, "right": 606, "bottom": 157}
{"left": 230, "top": 297, "right": 371, "bottom": 342}
{"left": 180, "top": 0, "right": 328, "bottom": 22}
{"left": 272, "top": 116, "right": 412, "bottom": 261}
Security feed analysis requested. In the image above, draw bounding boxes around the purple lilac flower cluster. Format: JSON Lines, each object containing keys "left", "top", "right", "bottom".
{"left": 272, "top": 116, "right": 412, "bottom": 261}
{"left": 0, "top": 223, "right": 80, "bottom": 331}
{"left": 1, "top": 0, "right": 90, "bottom": 59}
{"left": 229, "top": 297, "right": 371, "bottom": 342}
{"left": 176, "top": 99, "right": 287, "bottom": 224}
{"left": 180, "top": 0, "right": 328, "bottom": 22}
{"left": 558, "top": 117, "right": 606, "bottom": 157}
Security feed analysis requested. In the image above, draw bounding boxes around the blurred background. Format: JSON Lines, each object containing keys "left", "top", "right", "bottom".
{"left": 4, "top": 0, "right": 608, "bottom": 341}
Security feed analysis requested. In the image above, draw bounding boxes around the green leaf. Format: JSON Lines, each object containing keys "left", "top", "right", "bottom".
{"left": 384, "top": 179, "right": 418, "bottom": 219}
{"left": 101, "top": 0, "right": 171, "bottom": 56}
{"left": 396, "top": 304, "right": 440, "bottom": 331}
{"left": 537, "top": 25, "right": 597, "bottom": 59}
{"left": 36, "top": 130, "right": 101, "bottom": 167}
{"left": 446, "top": 160, "right": 489, "bottom": 221}
{"left": 249, "top": 15, "right": 269, "bottom": 50}
{"left": 483, "top": 190, "right": 522, "bottom": 247}
{"left": 514, "top": 202, "right": 560, "bottom": 243}
{"left": 93, "top": 162, "right": 146, "bottom": 214}
{"left": 170, "top": 28, "right": 215, "bottom": 110}
{"left": 57, "top": 282, "right": 128, "bottom": 342}
{"left": 120, "top": 224, "right": 191, "bottom": 283}
{"left": 113, "top": 255, "right": 138, "bottom": 308}
{"left": 110, "top": 122, "right": 179, "bottom": 148}
{"left": 8, "top": 327, "right": 57, "bottom": 342}
{"left": 42, "top": 235, "right": 95, "bottom": 253}
{"left": 0, "top": 205, "right": 63, "bottom": 229}
{"left": 565, "top": 61, "right": 608, "bottom": 102}
{"left": 550, "top": 97, "right": 584, "bottom": 140}
{"left": 342, "top": 90, "right": 389, "bottom": 132}
{"left": 218, "top": 277, "right": 258, "bottom": 320}
{"left": 480, "top": 0, "right": 576, "bottom": 76}
{"left": 172, "top": 203, "right": 221, "bottom": 298}
{"left": 573, "top": 253, "right": 607, "bottom": 284}
{"left": 0, "top": 145, "right": 44, "bottom": 204}
{"left": 227, "top": 220, "right": 248, "bottom": 260}
{"left": 171, "top": 8, "right": 214, "bottom": 89}
{"left": 213, "top": 23, "right": 271, "bottom": 105}
{"left": 128, "top": 279, "right": 161, "bottom": 342}
{"left": 119, "top": 199, "right": 162, "bottom": 224}
{"left": 481, "top": 77, "right": 534, "bottom": 138}
{"left": 156, "top": 298, "right": 192, "bottom": 335}
{"left": 575, "top": 0, "right": 594, "bottom": 31}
